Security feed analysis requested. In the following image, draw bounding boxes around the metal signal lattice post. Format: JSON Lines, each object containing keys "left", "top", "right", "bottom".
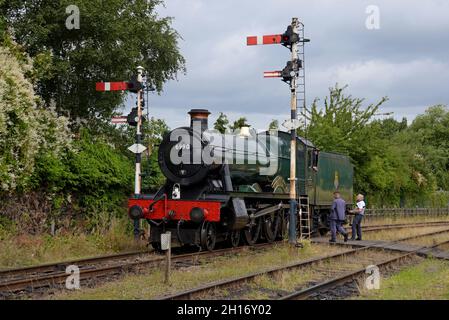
{"left": 247, "top": 18, "right": 309, "bottom": 245}
{"left": 288, "top": 18, "right": 299, "bottom": 245}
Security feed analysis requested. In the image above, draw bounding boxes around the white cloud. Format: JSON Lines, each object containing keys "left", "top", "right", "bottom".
{"left": 311, "top": 58, "right": 449, "bottom": 105}
{"left": 136, "top": 0, "right": 449, "bottom": 130}
{"left": 147, "top": 105, "right": 286, "bottom": 131}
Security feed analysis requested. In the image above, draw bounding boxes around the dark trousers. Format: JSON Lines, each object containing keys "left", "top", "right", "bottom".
{"left": 351, "top": 214, "right": 363, "bottom": 240}
{"left": 330, "top": 219, "right": 347, "bottom": 241}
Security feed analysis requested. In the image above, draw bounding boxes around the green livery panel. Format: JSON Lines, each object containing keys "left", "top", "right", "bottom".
{"left": 227, "top": 130, "right": 354, "bottom": 207}
{"left": 308, "top": 151, "right": 354, "bottom": 206}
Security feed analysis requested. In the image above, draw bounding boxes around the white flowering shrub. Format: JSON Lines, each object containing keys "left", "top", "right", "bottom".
{"left": 0, "top": 46, "right": 72, "bottom": 192}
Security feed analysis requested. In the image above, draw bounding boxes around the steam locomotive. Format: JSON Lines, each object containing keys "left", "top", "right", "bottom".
{"left": 128, "top": 109, "right": 353, "bottom": 251}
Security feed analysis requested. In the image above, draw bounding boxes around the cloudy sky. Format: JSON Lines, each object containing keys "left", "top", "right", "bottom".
{"left": 130, "top": 0, "right": 449, "bottom": 130}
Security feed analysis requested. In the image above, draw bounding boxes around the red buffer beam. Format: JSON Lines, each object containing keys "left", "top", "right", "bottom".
{"left": 264, "top": 71, "right": 282, "bottom": 78}
{"left": 96, "top": 82, "right": 128, "bottom": 92}
{"left": 247, "top": 34, "right": 282, "bottom": 46}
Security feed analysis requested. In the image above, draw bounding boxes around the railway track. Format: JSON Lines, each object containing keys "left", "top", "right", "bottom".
{"left": 157, "top": 227, "right": 449, "bottom": 300}
{"left": 0, "top": 250, "right": 154, "bottom": 279}
{"left": 359, "top": 220, "right": 449, "bottom": 231}
{"left": 281, "top": 232, "right": 449, "bottom": 300}
{"left": 1, "top": 221, "right": 448, "bottom": 299}
{"left": 278, "top": 251, "right": 415, "bottom": 300}
{"left": 0, "top": 242, "right": 276, "bottom": 298}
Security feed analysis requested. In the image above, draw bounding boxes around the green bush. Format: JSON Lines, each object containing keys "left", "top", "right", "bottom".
{"left": 30, "top": 128, "right": 134, "bottom": 230}
{"left": 0, "top": 45, "right": 72, "bottom": 192}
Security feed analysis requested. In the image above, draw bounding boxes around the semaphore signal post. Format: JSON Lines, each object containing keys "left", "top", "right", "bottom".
{"left": 133, "top": 66, "right": 145, "bottom": 196}
{"left": 247, "top": 18, "right": 310, "bottom": 245}
{"left": 96, "top": 66, "right": 146, "bottom": 239}
{"left": 96, "top": 66, "right": 146, "bottom": 197}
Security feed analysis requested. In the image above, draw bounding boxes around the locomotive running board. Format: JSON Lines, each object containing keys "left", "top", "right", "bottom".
{"left": 229, "top": 191, "right": 290, "bottom": 200}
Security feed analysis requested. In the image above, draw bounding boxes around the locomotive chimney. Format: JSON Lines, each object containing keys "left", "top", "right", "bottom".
{"left": 188, "top": 109, "right": 210, "bottom": 132}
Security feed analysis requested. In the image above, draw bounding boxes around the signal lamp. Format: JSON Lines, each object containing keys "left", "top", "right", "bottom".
{"left": 281, "top": 25, "right": 299, "bottom": 47}
{"left": 127, "top": 75, "right": 143, "bottom": 93}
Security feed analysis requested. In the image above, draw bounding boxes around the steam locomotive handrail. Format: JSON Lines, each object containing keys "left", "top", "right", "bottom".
{"left": 148, "top": 193, "right": 167, "bottom": 213}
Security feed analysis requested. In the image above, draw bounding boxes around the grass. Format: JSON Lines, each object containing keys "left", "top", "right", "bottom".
{"left": 209, "top": 248, "right": 401, "bottom": 299}
{"left": 400, "top": 231, "right": 449, "bottom": 247}
{"left": 358, "top": 258, "right": 449, "bottom": 300}
{"left": 362, "top": 225, "right": 449, "bottom": 241}
{"left": 50, "top": 241, "right": 348, "bottom": 300}
{"left": 2, "top": 214, "right": 448, "bottom": 269}
{"left": 0, "top": 218, "right": 146, "bottom": 269}
{"left": 2, "top": 213, "right": 448, "bottom": 269}
{"left": 4, "top": 215, "right": 445, "bottom": 300}
{"left": 51, "top": 243, "right": 405, "bottom": 300}
{"left": 438, "top": 243, "right": 449, "bottom": 251}
{"left": 363, "top": 215, "right": 449, "bottom": 227}
{"left": 247, "top": 267, "right": 319, "bottom": 297}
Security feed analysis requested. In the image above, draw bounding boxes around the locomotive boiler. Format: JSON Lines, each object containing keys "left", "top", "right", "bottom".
{"left": 128, "top": 109, "right": 353, "bottom": 251}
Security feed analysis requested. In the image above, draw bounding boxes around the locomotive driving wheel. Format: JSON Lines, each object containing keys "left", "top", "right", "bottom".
{"left": 200, "top": 221, "right": 217, "bottom": 251}
{"left": 244, "top": 217, "right": 262, "bottom": 245}
{"left": 228, "top": 230, "right": 241, "bottom": 248}
{"left": 263, "top": 213, "right": 281, "bottom": 243}
{"left": 277, "top": 209, "right": 288, "bottom": 240}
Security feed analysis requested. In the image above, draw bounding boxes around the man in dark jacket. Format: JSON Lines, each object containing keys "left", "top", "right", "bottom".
{"left": 330, "top": 191, "right": 349, "bottom": 243}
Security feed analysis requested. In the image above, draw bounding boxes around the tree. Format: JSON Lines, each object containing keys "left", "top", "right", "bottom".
{"left": 214, "top": 112, "right": 229, "bottom": 134}
{"left": 0, "top": 44, "right": 72, "bottom": 192}
{"left": 1, "top": 0, "right": 185, "bottom": 121}
{"left": 301, "top": 84, "right": 387, "bottom": 155}
{"left": 370, "top": 117, "right": 407, "bottom": 139}
{"left": 407, "top": 105, "right": 449, "bottom": 190}
{"left": 302, "top": 85, "right": 392, "bottom": 203}
{"left": 302, "top": 85, "right": 445, "bottom": 207}
{"left": 268, "top": 119, "right": 279, "bottom": 130}
{"left": 229, "top": 117, "right": 250, "bottom": 131}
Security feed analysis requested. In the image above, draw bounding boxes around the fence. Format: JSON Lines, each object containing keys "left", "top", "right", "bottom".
{"left": 364, "top": 207, "right": 449, "bottom": 217}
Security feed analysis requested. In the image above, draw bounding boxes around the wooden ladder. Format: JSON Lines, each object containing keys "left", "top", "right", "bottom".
{"left": 298, "top": 195, "right": 312, "bottom": 239}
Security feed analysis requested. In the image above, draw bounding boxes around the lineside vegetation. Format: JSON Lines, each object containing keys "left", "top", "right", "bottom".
{"left": 0, "top": 1, "right": 448, "bottom": 259}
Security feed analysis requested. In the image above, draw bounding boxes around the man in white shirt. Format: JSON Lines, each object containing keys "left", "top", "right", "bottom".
{"left": 349, "top": 194, "right": 365, "bottom": 240}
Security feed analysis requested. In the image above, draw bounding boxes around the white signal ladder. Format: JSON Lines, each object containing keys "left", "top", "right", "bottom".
{"left": 296, "top": 22, "right": 307, "bottom": 130}
{"left": 298, "top": 195, "right": 312, "bottom": 239}
{"left": 296, "top": 22, "right": 310, "bottom": 196}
